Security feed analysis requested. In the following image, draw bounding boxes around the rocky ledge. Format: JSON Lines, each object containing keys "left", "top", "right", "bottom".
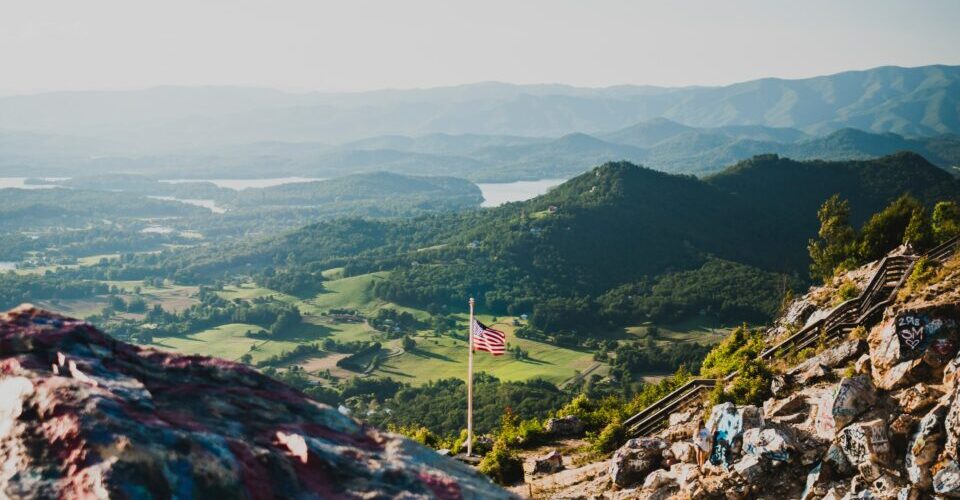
{"left": 0, "top": 305, "right": 510, "bottom": 499}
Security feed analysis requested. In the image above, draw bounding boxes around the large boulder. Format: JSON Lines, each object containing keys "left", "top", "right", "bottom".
{"left": 705, "top": 403, "right": 763, "bottom": 467}
{"left": 787, "top": 339, "right": 865, "bottom": 385}
{"left": 533, "top": 450, "right": 564, "bottom": 475}
{"left": 545, "top": 415, "right": 584, "bottom": 436}
{"left": 944, "top": 382, "right": 960, "bottom": 462}
{"left": 816, "top": 376, "right": 877, "bottom": 435}
{"left": 837, "top": 419, "right": 892, "bottom": 469}
{"left": 905, "top": 404, "right": 949, "bottom": 488}
{"left": 609, "top": 438, "right": 669, "bottom": 488}
{"left": 870, "top": 305, "right": 960, "bottom": 390}
{"left": 669, "top": 441, "right": 698, "bottom": 464}
{"left": 742, "top": 427, "right": 795, "bottom": 463}
{"left": 934, "top": 460, "right": 960, "bottom": 497}
{"left": 0, "top": 306, "right": 511, "bottom": 499}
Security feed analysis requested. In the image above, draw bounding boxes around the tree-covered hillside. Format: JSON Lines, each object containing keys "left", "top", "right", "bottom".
{"left": 69, "top": 153, "right": 960, "bottom": 334}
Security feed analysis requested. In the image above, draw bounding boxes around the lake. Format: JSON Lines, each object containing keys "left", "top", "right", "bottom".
{"left": 159, "top": 177, "right": 326, "bottom": 190}
{"left": 477, "top": 179, "right": 566, "bottom": 207}
{"left": 149, "top": 196, "right": 227, "bottom": 214}
{"left": 0, "top": 177, "right": 69, "bottom": 189}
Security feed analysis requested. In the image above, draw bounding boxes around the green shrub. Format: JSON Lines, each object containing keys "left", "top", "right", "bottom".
{"left": 833, "top": 279, "right": 860, "bottom": 305}
{"left": 478, "top": 439, "right": 524, "bottom": 485}
{"left": 700, "top": 325, "right": 764, "bottom": 379}
{"left": 847, "top": 326, "right": 868, "bottom": 341}
{"left": 907, "top": 256, "right": 940, "bottom": 291}
{"left": 591, "top": 418, "right": 625, "bottom": 454}
{"left": 707, "top": 358, "right": 771, "bottom": 406}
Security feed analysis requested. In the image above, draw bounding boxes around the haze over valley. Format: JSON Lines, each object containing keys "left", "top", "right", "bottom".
{"left": 4, "top": 1, "right": 960, "bottom": 495}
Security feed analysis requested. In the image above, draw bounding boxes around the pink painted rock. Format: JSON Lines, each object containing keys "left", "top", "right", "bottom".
{"left": 0, "top": 305, "right": 511, "bottom": 499}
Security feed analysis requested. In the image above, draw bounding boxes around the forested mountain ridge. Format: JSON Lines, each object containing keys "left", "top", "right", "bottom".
{"left": 72, "top": 153, "right": 960, "bottom": 333}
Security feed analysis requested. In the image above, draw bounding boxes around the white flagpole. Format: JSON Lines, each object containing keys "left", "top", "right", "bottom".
{"left": 467, "top": 297, "right": 475, "bottom": 457}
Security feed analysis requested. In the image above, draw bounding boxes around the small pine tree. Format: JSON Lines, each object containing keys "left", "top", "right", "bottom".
{"left": 932, "top": 201, "right": 960, "bottom": 244}
{"left": 808, "top": 194, "right": 857, "bottom": 282}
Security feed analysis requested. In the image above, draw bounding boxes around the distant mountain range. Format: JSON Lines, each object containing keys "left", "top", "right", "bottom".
{"left": 1, "top": 65, "right": 959, "bottom": 180}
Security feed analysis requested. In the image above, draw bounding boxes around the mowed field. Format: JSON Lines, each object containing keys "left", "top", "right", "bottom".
{"left": 40, "top": 267, "right": 725, "bottom": 387}
{"left": 151, "top": 323, "right": 295, "bottom": 363}
{"left": 179, "top": 272, "right": 603, "bottom": 386}
{"left": 375, "top": 314, "right": 602, "bottom": 386}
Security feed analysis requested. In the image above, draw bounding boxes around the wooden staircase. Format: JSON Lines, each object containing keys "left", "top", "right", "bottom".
{"left": 624, "top": 234, "right": 960, "bottom": 437}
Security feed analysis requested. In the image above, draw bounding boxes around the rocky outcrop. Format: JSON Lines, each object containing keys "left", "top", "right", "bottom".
{"left": 544, "top": 415, "right": 584, "bottom": 437}
{"left": 609, "top": 438, "right": 668, "bottom": 488}
{"left": 0, "top": 306, "right": 510, "bottom": 499}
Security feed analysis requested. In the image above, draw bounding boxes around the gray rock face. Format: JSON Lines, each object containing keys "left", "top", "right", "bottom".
{"left": 788, "top": 339, "right": 866, "bottom": 386}
{"left": 609, "top": 438, "right": 668, "bottom": 488}
{"left": 669, "top": 441, "right": 697, "bottom": 464}
{"left": 870, "top": 305, "right": 960, "bottom": 390}
{"left": 837, "top": 419, "right": 891, "bottom": 469}
{"left": 742, "top": 427, "right": 795, "bottom": 462}
{"left": 906, "top": 404, "right": 949, "bottom": 488}
{"left": 533, "top": 450, "right": 564, "bottom": 475}
{"left": 545, "top": 415, "right": 585, "bottom": 436}
{"left": 0, "top": 306, "right": 512, "bottom": 500}
{"left": 705, "top": 403, "right": 764, "bottom": 468}
{"left": 934, "top": 460, "right": 960, "bottom": 497}
{"left": 818, "top": 376, "right": 878, "bottom": 434}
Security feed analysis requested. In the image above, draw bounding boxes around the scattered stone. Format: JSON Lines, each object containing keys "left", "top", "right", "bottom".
{"left": 641, "top": 469, "right": 676, "bottom": 491}
{"left": 609, "top": 438, "right": 668, "bottom": 488}
{"left": 823, "top": 442, "right": 856, "bottom": 477}
{"left": 888, "top": 413, "right": 917, "bottom": 440}
{"left": 545, "top": 415, "right": 585, "bottom": 436}
{"left": 533, "top": 449, "right": 565, "bottom": 475}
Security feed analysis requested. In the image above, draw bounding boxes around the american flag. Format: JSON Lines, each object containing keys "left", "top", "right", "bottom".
{"left": 470, "top": 319, "right": 506, "bottom": 356}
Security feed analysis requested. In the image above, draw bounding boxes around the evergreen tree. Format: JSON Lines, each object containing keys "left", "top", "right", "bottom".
{"left": 808, "top": 194, "right": 857, "bottom": 281}
{"left": 932, "top": 201, "right": 960, "bottom": 244}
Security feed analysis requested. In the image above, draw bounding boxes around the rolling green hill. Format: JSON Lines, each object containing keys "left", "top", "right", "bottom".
{"left": 91, "top": 153, "right": 960, "bottom": 335}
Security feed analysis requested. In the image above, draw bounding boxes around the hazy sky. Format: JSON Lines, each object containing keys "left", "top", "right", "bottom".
{"left": 2, "top": 0, "right": 959, "bottom": 94}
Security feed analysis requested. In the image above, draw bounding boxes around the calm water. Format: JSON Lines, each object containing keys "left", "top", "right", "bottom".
{"left": 477, "top": 179, "right": 566, "bottom": 207}
{"left": 149, "top": 196, "right": 227, "bottom": 214}
{"left": 0, "top": 177, "right": 68, "bottom": 189}
{"left": 159, "top": 177, "right": 326, "bottom": 190}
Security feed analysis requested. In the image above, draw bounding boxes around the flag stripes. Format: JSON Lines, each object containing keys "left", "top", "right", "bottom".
{"left": 470, "top": 319, "right": 506, "bottom": 356}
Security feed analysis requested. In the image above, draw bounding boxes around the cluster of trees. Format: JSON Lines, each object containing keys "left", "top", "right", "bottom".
{"left": 368, "top": 308, "right": 423, "bottom": 337}
{"left": 255, "top": 343, "right": 321, "bottom": 367}
{"left": 335, "top": 342, "right": 383, "bottom": 372}
{"left": 809, "top": 196, "right": 960, "bottom": 281}
{"left": 607, "top": 338, "right": 711, "bottom": 383}
{"left": 130, "top": 288, "right": 302, "bottom": 339}
{"left": 0, "top": 273, "right": 111, "bottom": 310}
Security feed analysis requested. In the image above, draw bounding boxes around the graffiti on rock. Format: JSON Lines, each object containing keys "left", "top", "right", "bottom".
{"left": 895, "top": 312, "right": 958, "bottom": 361}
